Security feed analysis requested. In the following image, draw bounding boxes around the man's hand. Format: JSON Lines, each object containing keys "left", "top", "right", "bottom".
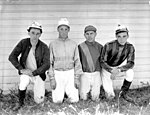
{"left": 74, "top": 77, "right": 80, "bottom": 89}
{"left": 110, "top": 67, "right": 120, "bottom": 80}
{"left": 50, "top": 78, "right": 56, "bottom": 90}
{"left": 20, "top": 69, "right": 33, "bottom": 77}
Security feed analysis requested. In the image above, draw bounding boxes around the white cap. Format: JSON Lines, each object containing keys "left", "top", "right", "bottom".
{"left": 27, "top": 21, "right": 42, "bottom": 31}
{"left": 58, "top": 18, "right": 70, "bottom": 28}
{"left": 115, "top": 24, "right": 128, "bottom": 34}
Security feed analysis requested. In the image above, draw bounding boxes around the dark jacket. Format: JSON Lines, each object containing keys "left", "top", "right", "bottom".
{"left": 8, "top": 38, "right": 50, "bottom": 81}
{"left": 101, "top": 40, "right": 135, "bottom": 73}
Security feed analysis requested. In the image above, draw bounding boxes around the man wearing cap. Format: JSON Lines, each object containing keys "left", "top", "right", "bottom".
{"left": 78, "top": 25, "right": 103, "bottom": 101}
{"left": 8, "top": 22, "right": 50, "bottom": 110}
{"left": 48, "top": 18, "right": 83, "bottom": 103}
{"left": 101, "top": 25, "right": 135, "bottom": 101}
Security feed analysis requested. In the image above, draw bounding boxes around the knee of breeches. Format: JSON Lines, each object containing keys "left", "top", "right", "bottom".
{"left": 70, "top": 97, "right": 79, "bottom": 103}
{"left": 34, "top": 97, "right": 44, "bottom": 104}
{"left": 125, "top": 69, "right": 134, "bottom": 82}
{"left": 53, "top": 99, "right": 63, "bottom": 103}
{"left": 80, "top": 93, "right": 88, "bottom": 100}
{"left": 91, "top": 96, "right": 99, "bottom": 101}
{"left": 19, "top": 75, "right": 30, "bottom": 90}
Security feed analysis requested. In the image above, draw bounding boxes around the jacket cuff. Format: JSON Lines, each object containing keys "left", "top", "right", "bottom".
{"left": 32, "top": 70, "right": 38, "bottom": 76}
{"left": 117, "top": 67, "right": 124, "bottom": 72}
{"left": 17, "top": 65, "right": 24, "bottom": 71}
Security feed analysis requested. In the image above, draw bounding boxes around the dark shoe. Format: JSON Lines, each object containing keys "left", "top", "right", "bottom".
{"left": 119, "top": 91, "right": 137, "bottom": 106}
{"left": 119, "top": 90, "right": 131, "bottom": 100}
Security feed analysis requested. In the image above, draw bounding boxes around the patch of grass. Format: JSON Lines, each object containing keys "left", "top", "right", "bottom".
{"left": 0, "top": 86, "right": 150, "bottom": 115}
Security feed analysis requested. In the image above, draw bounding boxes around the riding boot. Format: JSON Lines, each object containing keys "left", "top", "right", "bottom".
{"left": 119, "top": 79, "right": 133, "bottom": 102}
{"left": 13, "top": 89, "right": 26, "bottom": 111}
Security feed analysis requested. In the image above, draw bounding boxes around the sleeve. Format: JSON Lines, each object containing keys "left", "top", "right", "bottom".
{"left": 118, "top": 45, "right": 135, "bottom": 72}
{"left": 74, "top": 45, "right": 83, "bottom": 78}
{"left": 8, "top": 40, "right": 24, "bottom": 71}
{"left": 100, "top": 44, "right": 113, "bottom": 73}
{"left": 99, "top": 45, "right": 103, "bottom": 69}
{"left": 32, "top": 44, "right": 50, "bottom": 76}
{"left": 48, "top": 42, "right": 55, "bottom": 79}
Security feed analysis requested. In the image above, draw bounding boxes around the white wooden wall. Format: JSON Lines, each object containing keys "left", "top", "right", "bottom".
{"left": 0, "top": 0, "right": 150, "bottom": 92}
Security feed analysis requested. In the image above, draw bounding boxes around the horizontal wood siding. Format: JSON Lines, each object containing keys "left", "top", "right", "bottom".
{"left": 0, "top": 0, "right": 150, "bottom": 92}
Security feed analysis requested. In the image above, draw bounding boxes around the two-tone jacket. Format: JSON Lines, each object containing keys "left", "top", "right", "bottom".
{"left": 8, "top": 38, "right": 50, "bottom": 81}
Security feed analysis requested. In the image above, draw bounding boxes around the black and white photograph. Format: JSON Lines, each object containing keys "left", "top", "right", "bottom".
{"left": 0, "top": 0, "right": 150, "bottom": 114}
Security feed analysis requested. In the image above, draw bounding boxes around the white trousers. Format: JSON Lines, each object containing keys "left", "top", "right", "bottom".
{"left": 19, "top": 74, "right": 45, "bottom": 104}
{"left": 52, "top": 69, "right": 79, "bottom": 103}
{"left": 101, "top": 61, "right": 134, "bottom": 98}
{"left": 80, "top": 71, "right": 102, "bottom": 101}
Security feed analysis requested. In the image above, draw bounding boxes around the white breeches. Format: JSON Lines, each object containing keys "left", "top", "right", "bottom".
{"left": 19, "top": 74, "right": 45, "bottom": 104}
{"left": 101, "top": 61, "right": 134, "bottom": 97}
{"left": 52, "top": 69, "right": 79, "bottom": 103}
{"left": 80, "top": 71, "right": 102, "bottom": 101}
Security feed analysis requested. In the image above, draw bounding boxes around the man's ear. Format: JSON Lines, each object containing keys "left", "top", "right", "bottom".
{"left": 127, "top": 34, "right": 129, "bottom": 39}
{"left": 57, "top": 27, "right": 59, "bottom": 32}
{"left": 68, "top": 27, "right": 70, "bottom": 32}
{"left": 84, "top": 33, "right": 86, "bottom": 38}
{"left": 95, "top": 32, "right": 97, "bottom": 36}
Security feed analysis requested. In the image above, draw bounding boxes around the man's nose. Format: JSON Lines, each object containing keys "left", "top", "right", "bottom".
{"left": 33, "top": 34, "right": 38, "bottom": 38}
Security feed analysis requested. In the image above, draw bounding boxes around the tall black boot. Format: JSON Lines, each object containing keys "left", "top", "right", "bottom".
{"left": 121, "top": 79, "right": 131, "bottom": 94}
{"left": 119, "top": 79, "right": 133, "bottom": 101}
{"left": 13, "top": 89, "right": 26, "bottom": 111}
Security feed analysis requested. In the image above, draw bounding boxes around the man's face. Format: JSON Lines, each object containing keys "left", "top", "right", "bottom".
{"left": 58, "top": 25, "right": 70, "bottom": 39}
{"left": 28, "top": 28, "right": 41, "bottom": 43}
{"left": 84, "top": 31, "right": 97, "bottom": 42}
{"left": 116, "top": 32, "right": 129, "bottom": 45}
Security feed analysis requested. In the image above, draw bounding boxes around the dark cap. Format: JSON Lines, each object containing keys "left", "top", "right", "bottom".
{"left": 84, "top": 25, "right": 97, "bottom": 33}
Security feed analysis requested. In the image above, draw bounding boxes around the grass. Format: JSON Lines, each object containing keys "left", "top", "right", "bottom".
{"left": 0, "top": 86, "right": 150, "bottom": 115}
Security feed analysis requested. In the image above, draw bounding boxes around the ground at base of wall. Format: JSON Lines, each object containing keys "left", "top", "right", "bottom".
{"left": 0, "top": 86, "right": 150, "bottom": 115}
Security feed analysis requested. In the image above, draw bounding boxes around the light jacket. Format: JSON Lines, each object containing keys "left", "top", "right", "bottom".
{"left": 49, "top": 38, "right": 83, "bottom": 78}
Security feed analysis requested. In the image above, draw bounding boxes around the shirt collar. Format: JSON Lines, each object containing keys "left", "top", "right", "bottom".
{"left": 85, "top": 41, "right": 96, "bottom": 46}
{"left": 116, "top": 40, "right": 126, "bottom": 47}
{"left": 58, "top": 37, "right": 69, "bottom": 41}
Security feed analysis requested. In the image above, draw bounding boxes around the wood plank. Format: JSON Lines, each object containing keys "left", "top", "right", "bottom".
{"left": 1, "top": 18, "right": 150, "bottom": 25}
{"left": 135, "top": 58, "right": 150, "bottom": 65}
{"left": 134, "top": 65, "right": 150, "bottom": 72}
{"left": 3, "top": 69, "right": 18, "bottom": 77}
{"left": 1, "top": 0, "right": 148, "bottom": 6}
{"left": 1, "top": 4, "right": 150, "bottom": 13}
{"left": 1, "top": 12, "right": 150, "bottom": 20}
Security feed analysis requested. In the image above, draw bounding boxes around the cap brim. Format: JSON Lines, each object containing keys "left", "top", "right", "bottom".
{"left": 58, "top": 24, "right": 70, "bottom": 28}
